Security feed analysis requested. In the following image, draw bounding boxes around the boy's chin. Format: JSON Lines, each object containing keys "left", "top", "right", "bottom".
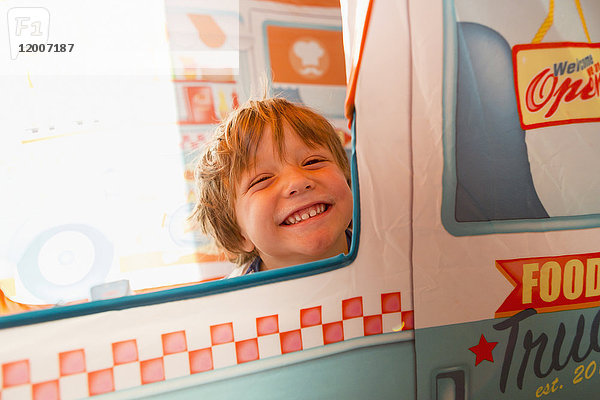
{"left": 263, "top": 241, "right": 347, "bottom": 269}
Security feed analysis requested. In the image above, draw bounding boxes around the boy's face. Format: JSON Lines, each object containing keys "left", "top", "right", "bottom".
{"left": 234, "top": 125, "right": 353, "bottom": 270}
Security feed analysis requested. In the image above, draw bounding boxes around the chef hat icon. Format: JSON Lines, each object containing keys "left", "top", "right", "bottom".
{"left": 291, "top": 39, "right": 327, "bottom": 76}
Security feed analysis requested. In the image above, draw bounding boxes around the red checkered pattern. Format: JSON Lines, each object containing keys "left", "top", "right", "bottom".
{"left": 0, "top": 292, "right": 410, "bottom": 398}
{"left": 59, "top": 350, "right": 85, "bottom": 376}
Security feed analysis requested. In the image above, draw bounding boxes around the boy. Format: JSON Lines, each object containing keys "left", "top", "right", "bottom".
{"left": 190, "top": 97, "right": 353, "bottom": 276}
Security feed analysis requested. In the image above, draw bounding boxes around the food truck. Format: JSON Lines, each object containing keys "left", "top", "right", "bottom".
{"left": 0, "top": 0, "right": 599, "bottom": 398}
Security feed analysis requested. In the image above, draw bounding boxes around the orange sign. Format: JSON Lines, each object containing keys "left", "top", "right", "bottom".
{"left": 496, "top": 252, "right": 600, "bottom": 318}
{"left": 512, "top": 42, "right": 600, "bottom": 130}
{"left": 266, "top": 25, "right": 346, "bottom": 86}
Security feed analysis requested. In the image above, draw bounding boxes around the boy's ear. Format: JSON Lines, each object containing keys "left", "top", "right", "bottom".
{"left": 239, "top": 234, "right": 255, "bottom": 253}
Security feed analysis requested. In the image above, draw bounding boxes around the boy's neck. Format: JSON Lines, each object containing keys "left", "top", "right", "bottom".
{"left": 257, "top": 231, "right": 349, "bottom": 271}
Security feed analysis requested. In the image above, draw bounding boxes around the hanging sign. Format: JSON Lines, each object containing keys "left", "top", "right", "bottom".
{"left": 513, "top": 42, "right": 600, "bottom": 129}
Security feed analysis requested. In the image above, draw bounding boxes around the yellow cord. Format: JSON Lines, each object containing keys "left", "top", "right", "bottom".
{"left": 532, "top": 0, "right": 592, "bottom": 44}
{"left": 532, "top": 0, "right": 554, "bottom": 44}
{"left": 574, "top": 0, "right": 592, "bottom": 43}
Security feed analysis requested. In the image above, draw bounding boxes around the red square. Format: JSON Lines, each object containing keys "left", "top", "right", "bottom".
{"left": 363, "top": 315, "right": 383, "bottom": 336}
{"left": 32, "top": 380, "right": 59, "bottom": 400}
{"left": 402, "top": 310, "right": 414, "bottom": 330}
{"left": 323, "top": 322, "right": 344, "bottom": 345}
{"left": 300, "top": 306, "right": 321, "bottom": 328}
{"left": 189, "top": 348, "right": 213, "bottom": 374}
{"left": 256, "top": 315, "right": 279, "bottom": 336}
{"left": 381, "top": 292, "right": 401, "bottom": 313}
{"left": 185, "top": 86, "right": 219, "bottom": 124}
{"left": 235, "top": 339, "right": 259, "bottom": 364}
{"left": 2, "top": 359, "right": 30, "bottom": 388}
{"left": 210, "top": 323, "right": 234, "bottom": 346}
{"left": 140, "top": 358, "right": 165, "bottom": 385}
{"left": 112, "top": 340, "right": 138, "bottom": 365}
{"left": 88, "top": 368, "right": 114, "bottom": 396}
{"left": 342, "top": 297, "right": 363, "bottom": 319}
{"left": 162, "top": 331, "right": 188, "bottom": 355}
{"left": 280, "top": 330, "right": 303, "bottom": 354}
{"left": 59, "top": 349, "right": 86, "bottom": 377}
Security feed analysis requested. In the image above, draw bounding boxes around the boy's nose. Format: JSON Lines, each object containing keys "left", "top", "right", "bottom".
{"left": 283, "top": 169, "right": 314, "bottom": 197}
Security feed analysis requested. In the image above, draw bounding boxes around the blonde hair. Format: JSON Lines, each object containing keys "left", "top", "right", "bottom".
{"left": 190, "top": 97, "right": 351, "bottom": 265}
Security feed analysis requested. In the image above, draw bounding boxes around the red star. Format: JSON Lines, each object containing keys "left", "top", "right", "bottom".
{"left": 469, "top": 334, "right": 498, "bottom": 366}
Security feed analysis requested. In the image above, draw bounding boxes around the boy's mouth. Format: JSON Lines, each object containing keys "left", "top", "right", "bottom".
{"left": 281, "top": 203, "right": 329, "bottom": 226}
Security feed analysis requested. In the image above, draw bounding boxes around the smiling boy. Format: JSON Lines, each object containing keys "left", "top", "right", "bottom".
{"left": 191, "top": 97, "right": 353, "bottom": 276}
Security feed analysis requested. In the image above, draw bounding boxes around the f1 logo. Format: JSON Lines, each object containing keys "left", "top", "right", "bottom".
{"left": 7, "top": 7, "right": 50, "bottom": 60}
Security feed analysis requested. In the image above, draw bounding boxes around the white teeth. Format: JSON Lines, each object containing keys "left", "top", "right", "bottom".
{"left": 284, "top": 204, "right": 327, "bottom": 225}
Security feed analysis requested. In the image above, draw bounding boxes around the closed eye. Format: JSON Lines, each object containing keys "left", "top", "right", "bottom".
{"left": 303, "top": 158, "right": 326, "bottom": 167}
{"left": 248, "top": 175, "right": 271, "bottom": 190}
